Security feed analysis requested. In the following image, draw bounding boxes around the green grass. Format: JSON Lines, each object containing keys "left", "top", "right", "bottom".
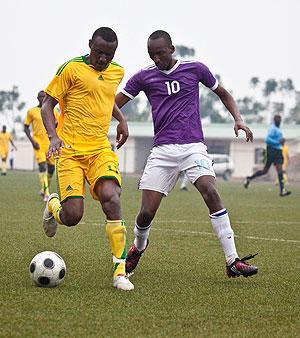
{"left": 1, "top": 171, "right": 300, "bottom": 338}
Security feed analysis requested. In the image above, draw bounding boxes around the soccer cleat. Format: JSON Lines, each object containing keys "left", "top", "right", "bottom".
{"left": 42, "top": 193, "right": 59, "bottom": 237}
{"left": 113, "top": 275, "right": 134, "bottom": 291}
{"left": 180, "top": 186, "right": 188, "bottom": 191}
{"left": 125, "top": 240, "right": 149, "bottom": 275}
{"left": 280, "top": 190, "right": 291, "bottom": 197}
{"left": 226, "top": 253, "right": 258, "bottom": 278}
{"left": 243, "top": 177, "right": 250, "bottom": 189}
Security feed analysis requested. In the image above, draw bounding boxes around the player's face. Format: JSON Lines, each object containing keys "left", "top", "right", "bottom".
{"left": 274, "top": 115, "right": 281, "bottom": 127}
{"left": 148, "top": 37, "right": 175, "bottom": 71}
{"left": 89, "top": 36, "right": 117, "bottom": 71}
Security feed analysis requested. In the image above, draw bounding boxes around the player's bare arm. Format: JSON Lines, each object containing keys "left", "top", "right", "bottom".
{"left": 24, "top": 124, "right": 39, "bottom": 150}
{"left": 115, "top": 92, "right": 131, "bottom": 108}
{"left": 112, "top": 102, "right": 129, "bottom": 149}
{"left": 41, "top": 95, "right": 64, "bottom": 158}
{"left": 10, "top": 138, "right": 17, "bottom": 151}
{"left": 214, "top": 85, "right": 253, "bottom": 142}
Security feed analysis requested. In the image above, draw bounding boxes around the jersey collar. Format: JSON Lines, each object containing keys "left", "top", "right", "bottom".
{"left": 159, "top": 60, "right": 180, "bottom": 75}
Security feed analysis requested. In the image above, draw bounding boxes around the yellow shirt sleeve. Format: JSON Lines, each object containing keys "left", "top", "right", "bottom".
{"left": 24, "top": 110, "right": 33, "bottom": 126}
{"left": 45, "top": 63, "right": 74, "bottom": 101}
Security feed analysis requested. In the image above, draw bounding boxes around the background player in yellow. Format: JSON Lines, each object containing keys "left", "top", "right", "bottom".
{"left": 275, "top": 138, "right": 289, "bottom": 185}
{"left": 0, "top": 125, "right": 17, "bottom": 176}
{"left": 24, "top": 90, "right": 59, "bottom": 201}
{"left": 41, "top": 27, "right": 133, "bottom": 291}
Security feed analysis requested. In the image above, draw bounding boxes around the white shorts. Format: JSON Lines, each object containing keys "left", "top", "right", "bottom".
{"left": 139, "top": 142, "right": 215, "bottom": 196}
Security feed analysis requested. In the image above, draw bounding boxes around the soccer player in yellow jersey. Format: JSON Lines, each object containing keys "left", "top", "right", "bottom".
{"left": 41, "top": 27, "right": 133, "bottom": 291}
{"left": 278, "top": 138, "right": 289, "bottom": 184}
{"left": 24, "top": 90, "right": 59, "bottom": 201}
{"left": 0, "top": 125, "right": 17, "bottom": 176}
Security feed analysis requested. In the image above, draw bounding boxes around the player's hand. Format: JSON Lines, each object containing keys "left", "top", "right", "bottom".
{"left": 116, "top": 120, "right": 129, "bottom": 149}
{"left": 234, "top": 120, "right": 253, "bottom": 142}
{"left": 47, "top": 136, "right": 65, "bottom": 158}
{"left": 32, "top": 141, "right": 40, "bottom": 150}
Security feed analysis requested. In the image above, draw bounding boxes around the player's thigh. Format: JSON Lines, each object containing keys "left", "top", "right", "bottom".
{"left": 182, "top": 146, "right": 215, "bottom": 184}
{"left": 0, "top": 150, "right": 8, "bottom": 161}
{"left": 274, "top": 149, "right": 284, "bottom": 166}
{"left": 86, "top": 149, "right": 122, "bottom": 200}
{"left": 56, "top": 156, "right": 86, "bottom": 202}
{"left": 139, "top": 152, "right": 179, "bottom": 196}
{"left": 34, "top": 149, "right": 46, "bottom": 164}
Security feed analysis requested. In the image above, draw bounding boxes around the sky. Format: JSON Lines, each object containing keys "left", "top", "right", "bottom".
{"left": 1, "top": 0, "right": 300, "bottom": 123}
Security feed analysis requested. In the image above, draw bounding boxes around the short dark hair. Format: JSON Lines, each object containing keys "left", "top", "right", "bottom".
{"left": 92, "top": 27, "right": 118, "bottom": 46}
{"left": 149, "top": 30, "right": 172, "bottom": 46}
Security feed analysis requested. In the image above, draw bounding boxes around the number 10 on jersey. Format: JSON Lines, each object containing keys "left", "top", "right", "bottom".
{"left": 164, "top": 81, "right": 180, "bottom": 95}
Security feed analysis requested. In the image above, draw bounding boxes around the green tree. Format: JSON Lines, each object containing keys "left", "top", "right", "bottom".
{"left": 175, "top": 45, "right": 195, "bottom": 58}
{"left": 237, "top": 96, "right": 265, "bottom": 123}
{"left": 287, "top": 91, "right": 300, "bottom": 124}
{"left": 0, "top": 86, "right": 25, "bottom": 135}
{"left": 250, "top": 76, "right": 260, "bottom": 89}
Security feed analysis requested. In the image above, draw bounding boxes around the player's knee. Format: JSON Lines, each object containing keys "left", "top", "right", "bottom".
{"left": 38, "top": 162, "right": 46, "bottom": 172}
{"left": 61, "top": 205, "right": 83, "bottom": 226}
{"left": 63, "top": 211, "right": 83, "bottom": 227}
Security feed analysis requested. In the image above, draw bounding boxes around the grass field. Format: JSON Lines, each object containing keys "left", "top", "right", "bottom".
{"left": 1, "top": 171, "right": 300, "bottom": 338}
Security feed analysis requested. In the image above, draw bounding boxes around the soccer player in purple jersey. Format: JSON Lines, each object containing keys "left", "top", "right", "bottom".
{"left": 115, "top": 30, "right": 258, "bottom": 280}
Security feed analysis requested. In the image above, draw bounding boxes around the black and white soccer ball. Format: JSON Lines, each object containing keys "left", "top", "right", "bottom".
{"left": 29, "top": 251, "right": 66, "bottom": 287}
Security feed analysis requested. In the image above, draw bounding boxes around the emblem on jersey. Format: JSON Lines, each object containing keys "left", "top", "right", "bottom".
{"left": 98, "top": 75, "right": 104, "bottom": 81}
{"left": 66, "top": 185, "right": 73, "bottom": 191}
{"left": 108, "top": 164, "right": 120, "bottom": 174}
{"left": 195, "top": 159, "right": 210, "bottom": 170}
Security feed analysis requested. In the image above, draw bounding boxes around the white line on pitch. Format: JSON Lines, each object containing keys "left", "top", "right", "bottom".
{"left": 80, "top": 221, "right": 300, "bottom": 244}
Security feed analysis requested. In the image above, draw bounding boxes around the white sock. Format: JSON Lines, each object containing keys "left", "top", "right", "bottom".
{"left": 133, "top": 221, "right": 151, "bottom": 251}
{"left": 210, "top": 208, "right": 238, "bottom": 265}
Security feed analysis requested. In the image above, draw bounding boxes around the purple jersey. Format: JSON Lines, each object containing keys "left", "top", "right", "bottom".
{"left": 122, "top": 60, "right": 218, "bottom": 146}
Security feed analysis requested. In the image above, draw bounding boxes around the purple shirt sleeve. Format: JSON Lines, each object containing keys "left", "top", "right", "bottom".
{"left": 195, "top": 62, "right": 218, "bottom": 90}
{"left": 122, "top": 71, "right": 143, "bottom": 99}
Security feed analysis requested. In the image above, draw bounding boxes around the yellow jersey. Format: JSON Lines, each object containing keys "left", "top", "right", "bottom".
{"left": 24, "top": 106, "right": 59, "bottom": 147}
{"left": 45, "top": 55, "right": 124, "bottom": 155}
{"left": 0, "top": 132, "right": 12, "bottom": 152}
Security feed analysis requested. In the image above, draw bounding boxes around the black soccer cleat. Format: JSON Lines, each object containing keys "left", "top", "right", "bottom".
{"left": 125, "top": 240, "right": 149, "bottom": 274}
{"left": 227, "top": 253, "right": 258, "bottom": 278}
{"left": 280, "top": 190, "right": 291, "bottom": 197}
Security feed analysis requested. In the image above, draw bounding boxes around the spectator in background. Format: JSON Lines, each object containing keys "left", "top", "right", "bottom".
{"left": 244, "top": 115, "right": 291, "bottom": 196}
{"left": 0, "top": 125, "right": 17, "bottom": 176}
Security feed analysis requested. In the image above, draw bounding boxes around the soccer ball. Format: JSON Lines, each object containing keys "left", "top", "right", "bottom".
{"left": 29, "top": 251, "right": 66, "bottom": 287}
